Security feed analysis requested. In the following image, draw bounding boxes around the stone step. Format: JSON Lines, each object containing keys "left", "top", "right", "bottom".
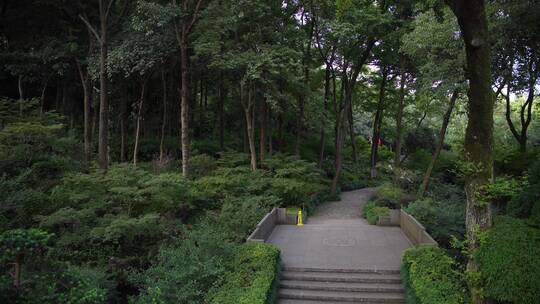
{"left": 280, "top": 280, "right": 404, "bottom": 293}
{"left": 283, "top": 266, "right": 401, "bottom": 275}
{"left": 281, "top": 271, "right": 402, "bottom": 284}
{"left": 279, "top": 289, "right": 406, "bottom": 303}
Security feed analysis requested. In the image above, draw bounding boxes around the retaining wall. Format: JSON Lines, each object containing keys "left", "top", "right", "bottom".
{"left": 247, "top": 208, "right": 297, "bottom": 242}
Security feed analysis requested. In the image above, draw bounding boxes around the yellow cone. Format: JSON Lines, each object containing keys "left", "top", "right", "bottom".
{"left": 297, "top": 210, "right": 304, "bottom": 226}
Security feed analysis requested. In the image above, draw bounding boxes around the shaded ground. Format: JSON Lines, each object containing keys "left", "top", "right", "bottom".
{"left": 267, "top": 188, "right": 411, "bottom": 271}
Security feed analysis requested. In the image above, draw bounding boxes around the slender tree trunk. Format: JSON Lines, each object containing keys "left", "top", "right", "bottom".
{"left": 278, "top": 112, "right": 284, "bottom": 151}
{"left": 40, "top": 77, "right": 50, "bottom": 114}
{"left": 76, "top": 60, "right": 92, "bottom": 161}
{"left": 241, "top": 82, "right": 257, "bottom": 171}
{"left": 347, "top": 98, "right": 357, "bottom": 163}
{"left": 160, "top": 70, "right": 168, "bottom": 162}
{"left": 260, "top": 99, "right": 267, "bottom": 162}
{"left": 268, "top": 107, "right": 273, "bottom": 156}
{"left": 218, "top": 76, "right": 225, "bottom": 150}
{"left": 97, "top": 19, "right": 109, "bottom": 172}
{"left": 133, "top": 79, "right": 148, "bottom": 167}
{"left": 120, "top": 91, "right": 127, "bottom": 163}
{"left": 394, "top": 63, "right": 406, "bottom": 181}
{"left": 419, "top": 90, "right": 459, "bottom": 196}
{"left": 318, "top": 67, "right": 330, "bottom": 167}
{"left": 448, "top": 2, "right": 495, "bottom": 303}
{"left": 180, "top": 41, "right": 190, "bottom": 177}
{"left": 370, "top": 68, "right": 388, "bottom": 178}
{"left": 18, "top": 75, "right": 24, "bottom": 116}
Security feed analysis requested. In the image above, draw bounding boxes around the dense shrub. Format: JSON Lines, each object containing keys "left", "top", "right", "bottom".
{"left": 507, "top": 160, "right": 540, "bottom": 226}
{"left": 363, "top": 201, "right": 390, "bottom": 225}
{"left": 405, "top": 198, "right": 465, "bottom": 246}
{"left": 402, "top": 246, "right": 467, "bottom": 304}
{"left": 372, "top": 183, "right": 408, "bottom": 208}
{"left": 206, "top": 243, "right": 280, "bottom": 304}
{"left": 132, "top": 222, "right": 236, "bottom": 304}
{"left": 476, "top": 216, "right": 540, "bottom": 304}
{"left": 406, "top": 149, "right": 432, "bottom": 171}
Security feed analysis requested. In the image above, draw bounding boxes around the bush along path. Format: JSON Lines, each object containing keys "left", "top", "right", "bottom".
{"left": 268, "top": 188, "right": 412, "bottom": 303}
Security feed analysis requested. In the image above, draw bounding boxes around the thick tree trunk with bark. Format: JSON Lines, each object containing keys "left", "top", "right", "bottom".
{"left": 370, "top": 68, "right": 388, "bottom": 178}
{"left": 447, "top": 1, "right": 495, "bottom": 303}
{"left": 419, "top": 90, "right": 459, "bottom": 196}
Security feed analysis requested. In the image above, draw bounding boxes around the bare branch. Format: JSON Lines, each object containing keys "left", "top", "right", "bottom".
{"left": 79, "top": 14, "right": 102, "bottom": 45}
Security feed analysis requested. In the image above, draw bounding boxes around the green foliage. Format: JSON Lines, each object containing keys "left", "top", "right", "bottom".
{"left": 406, "top": 149, "right": 432, "bottom": 171}
{"left": 131, "top": 223, "right": 236, "bottom": 304}
{"left": 507, "top": 160, "right": 540, "bottom": 226}
{"left": 0, "top": 228, "right": 52, "bottom": 262}
{"left": 205, "top": 243, "right": 280, "bottom": 304}
{"left": 188, "top": 154, "right": 218, "bottom": 178}
{"left": 402, "top": 246, "right": 467, "bottom": 304}
{"left": 476, "top": 216, "right": 540, "bottom": 304}
{"left": 405, "top": 198, "right": 465, "bottom": 246}
{"left": 373, "top": 183, "right": 408, "bottom": 208}
{"left": 363, "top": 201, "right": 390, "bottom": 225}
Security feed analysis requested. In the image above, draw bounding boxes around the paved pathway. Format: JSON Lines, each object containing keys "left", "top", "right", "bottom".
{"left": 267, "top": 188, "right": 412, "bottom": 271}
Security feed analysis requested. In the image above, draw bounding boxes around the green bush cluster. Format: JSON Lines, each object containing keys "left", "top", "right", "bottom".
{"left": 206, "top": 243, "right": 280, "bottom": 304}
{"left": 363, "top": 201, "right": 390, "bottom": 225}
{"left": 373, "top": 183, "right": 408, "bottom": 208}
{"left": 405, "top": 198, "right": 465, "bottom": 246}
{"left": 476, "top": 216, "right": 540, "bottom": 304}
{"left": 402, "top": 246, "right": 467, "bottom": 304}
{"left": 507, "top": 160, "right": 540, "bottom": 226}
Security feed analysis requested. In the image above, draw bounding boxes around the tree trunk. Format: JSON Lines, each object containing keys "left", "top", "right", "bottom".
{"left": 260, "top": 99, "right": 267, "bottom": 162}
{"left": 76, "top": 60, "right": 92, "bottom": 161}
{"left": 40, "top": 77, "right": 50, "bottom": 114}
{"left": 277, "top": 112, "right": 284, "bottom": 151}
{"left": 160, "top": 70, "right": 168, "bottom": 162}
{"left": 394, "top": 63, "right": 406, "bottom": 180}
{"left": 370, "top": 68, "right": 388, "bottom": 178}
{"left": 419, "top": 90, "right": 458, "bottom": 196}
{"left": 120, "top": 93, "right": 127, "bottom": 163}
{"left": 180, "top": 40, "right": 190, "bottom": 177}
{"left": 448, "top": 1, "right": 494, "bottom": 303}
{"left": 133, "top": 79, "right": 148, "bottom": 167}
{"left": 218, "top": 76, "right": 225, "bottom": 150}
{"left": 97, "top": 20, "right": 109, "bottom": 173}
{"left": 18, "top": 75, "right": 24, "bottom": 116}
{"left": 268, "top": 107, "right": 273, "bottom": 156}
{"left": 347, "top": 99, "right": 357, "bottom": 163}
{"left": 241, "top": 82, "right": 257, "bottom": 171}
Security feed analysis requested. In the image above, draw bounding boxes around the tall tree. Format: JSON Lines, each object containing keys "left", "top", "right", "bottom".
{"left": 79, "top": 0, "right": 127, "bottom": 172}
{"left": 446, "top": 1, "right": 495, "bottom": 303}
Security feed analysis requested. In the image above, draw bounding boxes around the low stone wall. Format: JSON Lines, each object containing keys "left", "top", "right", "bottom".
{"left": 377, "top": 209, "right": 437, "bottom": 246}
{"left": 247, "top": 208, "right": 297, "bottom": 242}
{"left": 399, "top": 210, "right": 437, "bottom": 246}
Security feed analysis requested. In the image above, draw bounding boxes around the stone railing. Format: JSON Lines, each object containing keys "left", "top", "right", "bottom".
{"left": 378, "top": 209, "right": 437, "bottom": 246}
{"left": 247, "top": 208, "right": 297, "bottom": 242}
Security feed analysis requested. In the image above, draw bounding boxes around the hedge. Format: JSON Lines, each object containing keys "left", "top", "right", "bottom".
{"left": 402, "top": 246, "right": 466, "bottom": 304}
{"left": 206, "top": 243, "right": 281, "bottom": 304}
{"left": 363, "top": 201, "right": 390, "bottom": 225}
{"left": 476, "top": 216, "right": 540, "bottom": 304}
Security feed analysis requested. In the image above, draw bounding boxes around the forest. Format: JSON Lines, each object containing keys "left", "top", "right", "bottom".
{"left": 0, "top": 0, "right": 539, "bottom": 303}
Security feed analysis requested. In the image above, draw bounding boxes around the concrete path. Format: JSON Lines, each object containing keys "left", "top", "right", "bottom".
{"left": 267, "top": 188, "right": 412, "bottom": 271}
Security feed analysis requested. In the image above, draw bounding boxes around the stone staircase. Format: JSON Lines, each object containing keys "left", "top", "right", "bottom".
{"left": 277, "top": 267, "right": 406, "bottom": 304}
